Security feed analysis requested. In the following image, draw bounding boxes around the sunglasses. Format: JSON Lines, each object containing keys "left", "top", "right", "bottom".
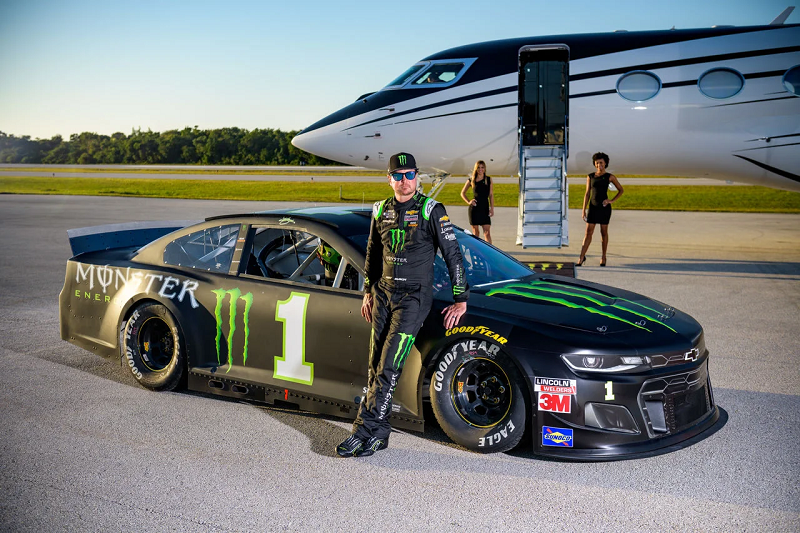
{"left": 390, "top": 170, "right": 418, "bottom": 181}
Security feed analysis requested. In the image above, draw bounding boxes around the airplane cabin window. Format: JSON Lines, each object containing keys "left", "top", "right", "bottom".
{"left": 387, "top": 64, "right": 426, "bottom": 87}
{"left": 697, "top": 68, "right": 745, "bottom": 99}
{"left": 413, "top": 63, "right": 466, "bottom": 85}
{"left": 783, "top": 65, "right": 800, "bottom": 96}
{"left": 616, "top": 71, "right": 661, "bottom": 102}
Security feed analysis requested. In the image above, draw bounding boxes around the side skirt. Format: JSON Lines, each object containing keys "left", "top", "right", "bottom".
{"left": 187, "top": 370, "right": 425, "bottom": 433}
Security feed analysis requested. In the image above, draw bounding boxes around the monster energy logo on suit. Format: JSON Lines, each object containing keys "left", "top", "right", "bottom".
{"left": 394, "top": 333, "right": 415, "bottom": 367}
{"left": 212, "top": 288, "right": 253, "bottom": 371}
{"left": 389, "top": 228, "right": 407, "bottom": 253}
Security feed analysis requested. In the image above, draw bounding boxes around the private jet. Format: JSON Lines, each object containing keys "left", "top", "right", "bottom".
{"left": 292, "top": 10, "right": 799, "bottom": 246}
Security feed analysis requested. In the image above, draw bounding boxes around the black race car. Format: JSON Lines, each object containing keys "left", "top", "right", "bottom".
{"left": 59, "top": 206, "right": 719, "bottom": 459}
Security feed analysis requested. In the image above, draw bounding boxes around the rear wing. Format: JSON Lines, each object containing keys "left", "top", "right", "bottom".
{"left": 67, "top": 220, "right": 200, "bottom": 257}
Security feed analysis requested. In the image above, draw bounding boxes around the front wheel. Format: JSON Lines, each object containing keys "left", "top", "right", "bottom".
{"left": 430, "top": 340, "right": 527, "bottom": 453}
{"left": 122, "top": 302, "right": 186, "bottom": 391}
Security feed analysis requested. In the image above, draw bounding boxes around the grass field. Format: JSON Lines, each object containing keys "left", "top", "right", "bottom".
{"left": 1, "top": 176, "right": 799, "bottom": 213}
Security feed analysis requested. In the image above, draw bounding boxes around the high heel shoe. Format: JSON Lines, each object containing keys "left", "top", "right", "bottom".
{"left": 577, "top": 256, "right": 586, "bottom": 266}
{"left": 600, "top": 258, "right": 607, "bottom": 267}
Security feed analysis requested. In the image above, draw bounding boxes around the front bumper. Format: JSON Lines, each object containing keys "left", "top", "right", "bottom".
{"left": 532, "top": 360, "right": 721, "bottom": 460}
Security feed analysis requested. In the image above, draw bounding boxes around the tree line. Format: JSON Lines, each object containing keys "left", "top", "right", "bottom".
{"left": 0, "top": 127, "right": 340, "bottom": 165}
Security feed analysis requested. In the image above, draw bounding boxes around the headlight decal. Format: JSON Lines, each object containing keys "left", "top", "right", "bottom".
{"left": 486, "top": 281, "right": 677, "bottom": 333}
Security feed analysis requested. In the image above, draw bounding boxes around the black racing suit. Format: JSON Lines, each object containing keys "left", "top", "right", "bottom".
{"left": 353, "top": 192, "right": 469, "bottom": 440}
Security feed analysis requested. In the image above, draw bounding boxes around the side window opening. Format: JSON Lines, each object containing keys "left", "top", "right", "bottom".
{"left": 245, "top": 227, "right": 362, "bottom": 291}
{"left": 163, "top": 224, "right": 240, "bottom": 273}
{"left": 412, "top": 62, "right": 466, "bottom": 85}
{"left": 383, "top": 58, "right": 476, "bottom": 90}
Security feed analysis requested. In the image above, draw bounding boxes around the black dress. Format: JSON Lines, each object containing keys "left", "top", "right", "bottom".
{"left": 586, "top": 172, "right": 612, "bottom": 225}
{"left": 467, "top": 176, "right": 492, "bottom": 226}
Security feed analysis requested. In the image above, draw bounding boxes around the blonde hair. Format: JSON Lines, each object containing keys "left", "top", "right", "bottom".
{"left": 470, "top": 160, "right": 487, "bottom": 189}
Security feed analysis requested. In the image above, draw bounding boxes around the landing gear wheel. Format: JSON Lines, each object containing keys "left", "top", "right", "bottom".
{"left": 122, "top": 302, "right": 186, "bottom": 391}
{"left": 430, "top": 340, "right": 527, "bottom": 453}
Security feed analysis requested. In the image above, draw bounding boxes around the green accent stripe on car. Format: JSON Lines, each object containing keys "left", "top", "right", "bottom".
{"left": 485, "top": 286, "right": 652, "bottom": 332}
{"left": 501, "top": 281, "right": 677, "bottom": 333}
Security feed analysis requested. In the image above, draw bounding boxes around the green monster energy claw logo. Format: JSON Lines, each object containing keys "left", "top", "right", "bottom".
{"left": 393, "top": 333, "right": 415, "bottom": 367}
{"left": 486, "top": 280, "right": 677, "bottom": 333}
{"left": 389, "top": 228, "right": 407, "bottom": 253}
{"left": 212, "top": 288, "right": 253, "bottom": 372}
{"left": 398, "top": 154, "right": 407, "bottom": 165}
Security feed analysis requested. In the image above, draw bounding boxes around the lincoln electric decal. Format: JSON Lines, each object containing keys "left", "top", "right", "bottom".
{"left": 486, "top": 280, "right": 676, "bottom": 333}
{"left": 73, "top": 263, "right": 199, "bottom": 308}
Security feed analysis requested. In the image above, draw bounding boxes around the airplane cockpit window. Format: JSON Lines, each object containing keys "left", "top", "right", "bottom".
{"left": 697, "top": 68, "right": 745, "bottom": 99}
{"left": 244, "top": 227, "right": 361, "bottom": 291}
{"left": 412, "top": 62, "right": 465, "bottom": 85}
{"left": 384, "top": 58, "right": 476, "bottom": 90}
{"left": 616, "top": 71, "right": 661, "bottom": 102}
{"left": 783, "top": 65, "right": 800, "bottom": 96}
{"left": 163, "top": 224, "right": 239, "bottom": 273}
{"left": 386, "top": 63, "right": 427, "bottom": 87}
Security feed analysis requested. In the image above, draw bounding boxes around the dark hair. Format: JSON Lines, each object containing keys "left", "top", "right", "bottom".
{"left": 592, "top": 152, "right": 609, "bottom": 166}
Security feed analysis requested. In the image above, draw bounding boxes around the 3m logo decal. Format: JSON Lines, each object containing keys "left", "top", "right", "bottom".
{"left": 538, "top": 393, "right": 571, "bottom": 413}
{"left": 389, "top": 228, "right": 407, "bottom": 253}
{"left": 212, "top": 288, "right": 253, "bottom": 372}
{"left": 542, "top": 426, "right": 573, "bottom": 447}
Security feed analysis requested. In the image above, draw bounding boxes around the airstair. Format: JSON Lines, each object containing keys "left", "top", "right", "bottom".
{"left": 516, "top": 44, "right": 570, "bottom": 248}
{"left": 516, "top": 145, "right": 568, "bottom": 247}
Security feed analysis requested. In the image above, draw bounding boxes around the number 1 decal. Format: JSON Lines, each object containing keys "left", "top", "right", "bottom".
{"left": 274, "top": 292, "right": 313, "bottom": 385}
{"left": 604, "top": 381, "right": 615, "bottom": 401}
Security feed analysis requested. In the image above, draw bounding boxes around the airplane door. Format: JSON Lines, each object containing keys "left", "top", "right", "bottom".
{"left": 519, "top": 46, "right": 569, "bottom": 146}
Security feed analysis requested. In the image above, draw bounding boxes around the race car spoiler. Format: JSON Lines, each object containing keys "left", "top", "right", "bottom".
{"left": 67, "top": 220, "right": 200, "bottom": 256}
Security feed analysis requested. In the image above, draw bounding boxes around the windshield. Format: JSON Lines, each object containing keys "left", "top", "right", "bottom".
{"left": 434, "top": 228, "right": 534, "bottom": 292}
{"left": 348, "top": 227, "right": 533, "bottom": 290}
{"left": 386, "top": 64, "right": 426, "bottom": 87}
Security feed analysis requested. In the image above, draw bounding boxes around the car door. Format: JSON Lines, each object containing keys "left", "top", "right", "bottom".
{"left": 222, "top": 223, "right": 370, "bottom": 407}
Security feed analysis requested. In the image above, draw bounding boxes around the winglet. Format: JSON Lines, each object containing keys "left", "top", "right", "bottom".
{"left": 770, "top": 6, "right": 794, "bottom": 25}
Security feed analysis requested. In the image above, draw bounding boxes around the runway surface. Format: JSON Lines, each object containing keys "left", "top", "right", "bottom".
{"left": 1, "top": 195, "right": 798, "bottom": 531}
{"left": 0, "top": 165, "right": 746, "bottom": 186}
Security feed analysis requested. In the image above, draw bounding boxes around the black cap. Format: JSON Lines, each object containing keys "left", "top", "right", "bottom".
{"left": 388, "top": 152, "right": 417, "bottom": 173}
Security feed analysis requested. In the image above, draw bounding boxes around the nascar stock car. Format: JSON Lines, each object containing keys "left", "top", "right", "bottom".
{"left": 59, "top": 206, "right": 719, "bottom": 459}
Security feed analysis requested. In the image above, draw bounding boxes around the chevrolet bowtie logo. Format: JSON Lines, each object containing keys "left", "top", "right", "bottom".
{"left": 684, "top": 348, "right": 700, "bottom": 362}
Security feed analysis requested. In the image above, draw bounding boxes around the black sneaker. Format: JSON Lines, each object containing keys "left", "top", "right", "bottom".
{"left": 336, "top": 435, "right": 365, "bottom": 457}
{"left": 356, "top": 436, "right": 389, "bottom": 457}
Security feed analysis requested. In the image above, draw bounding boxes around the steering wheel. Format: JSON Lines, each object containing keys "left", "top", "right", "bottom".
{"left": 257, "top": 237, "right": 289, "bottom": 279}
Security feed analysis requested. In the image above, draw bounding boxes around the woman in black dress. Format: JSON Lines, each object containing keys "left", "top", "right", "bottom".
{"left": 460, "top": 160, "right": 495, "bottom": 243}
{"left": 578, "top": 152, "right": 624, "bottom": 267}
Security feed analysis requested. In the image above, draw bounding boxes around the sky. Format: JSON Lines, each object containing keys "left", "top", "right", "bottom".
{"left": 0, "top": 0, "right": 797, "bottom": 140}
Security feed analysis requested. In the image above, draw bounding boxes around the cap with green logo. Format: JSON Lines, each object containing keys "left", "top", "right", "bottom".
{"left": 388, "top": 152, "right": 417, "bottom": 173}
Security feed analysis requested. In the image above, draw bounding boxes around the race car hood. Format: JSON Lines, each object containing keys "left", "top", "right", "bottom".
{"left": 472, "top": 276, "right": 696, "bottom": 340}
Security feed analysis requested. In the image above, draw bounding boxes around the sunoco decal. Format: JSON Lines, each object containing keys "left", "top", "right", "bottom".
{"left": 542, "top": 426, "right": 573, "bottom": 447}
{"left": 445, "top": 325, "right": 507, "bottom": 344}
{"left": 486, "top": 280, "right": 676, "bottom": 333}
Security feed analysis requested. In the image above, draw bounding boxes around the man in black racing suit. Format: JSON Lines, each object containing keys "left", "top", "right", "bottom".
{"left": 336, "top": 152, "right": 469, "bottom": 457}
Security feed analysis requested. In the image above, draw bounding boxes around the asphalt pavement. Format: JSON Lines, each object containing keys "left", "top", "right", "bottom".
{"left": 0, "top": 194, "right": 798, "bottom": 531}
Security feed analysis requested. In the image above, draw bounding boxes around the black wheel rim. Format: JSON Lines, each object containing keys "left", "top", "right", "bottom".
{"left": 451, "top": 357, "right": 512, "bottom": 428}
{"left": 137, "top": 317, "right": 174, "bottom": 372}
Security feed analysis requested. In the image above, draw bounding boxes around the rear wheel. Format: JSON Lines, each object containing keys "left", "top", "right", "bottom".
{"left": 122, "top": 302, "right": 186, "bottom": 391}
{"left": 430, "top": 340, "right": 527, "bottom": 453}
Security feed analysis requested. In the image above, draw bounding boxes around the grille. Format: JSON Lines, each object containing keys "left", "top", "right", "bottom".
{"left": 638, "top": 362, "right": 714, "bottom": 438}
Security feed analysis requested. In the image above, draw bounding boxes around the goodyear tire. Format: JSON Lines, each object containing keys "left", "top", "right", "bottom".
{"left": 430, "top": 339, "right": 527, "bottom": 453}
{"left": 122, "top": 303, "right": 186, "bottom": 391}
